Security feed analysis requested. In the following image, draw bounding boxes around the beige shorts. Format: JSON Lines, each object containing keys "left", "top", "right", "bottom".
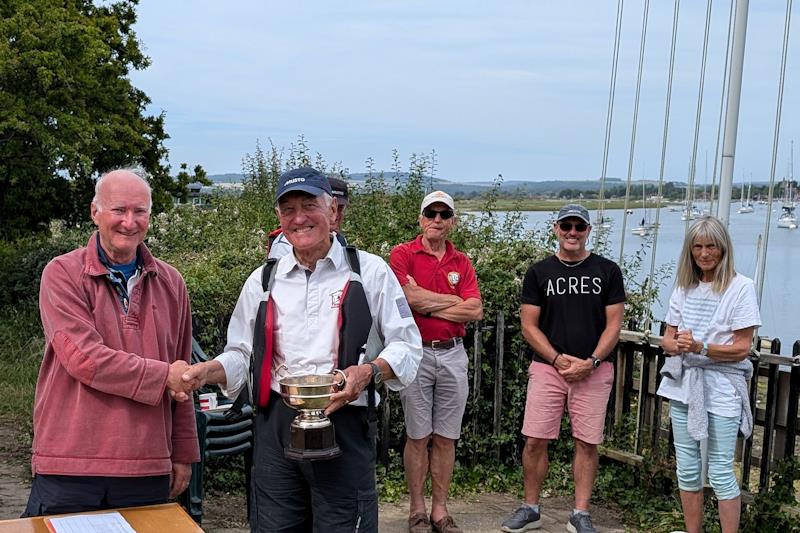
{"left": 399, "top": 343, "right": 469, "bottom": 440}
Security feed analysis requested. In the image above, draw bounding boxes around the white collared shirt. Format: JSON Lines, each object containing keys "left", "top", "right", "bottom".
{"left": 216, "top": 238, "right": 422, "bottom": 405}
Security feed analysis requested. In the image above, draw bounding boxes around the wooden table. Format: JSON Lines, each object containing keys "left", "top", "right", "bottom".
{"left": 0, "top": 503, "right": 204, "bottom": 533}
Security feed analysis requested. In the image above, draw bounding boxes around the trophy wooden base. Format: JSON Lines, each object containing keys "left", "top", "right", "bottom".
{"left": 285, "top": 422, "right": 342, "bottom": 461}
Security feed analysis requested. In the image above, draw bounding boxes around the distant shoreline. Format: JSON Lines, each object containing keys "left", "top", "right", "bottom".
{"left": 456, "top": 198, "right": 682, "bottom": 212}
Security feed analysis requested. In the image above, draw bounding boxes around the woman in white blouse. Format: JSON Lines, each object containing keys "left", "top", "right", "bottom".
{"left": 658, "top": 216, "right": 761, "bottom": 533}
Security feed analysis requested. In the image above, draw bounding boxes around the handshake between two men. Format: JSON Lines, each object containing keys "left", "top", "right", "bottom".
{"left": 166, "top": 360, "right": 203, "bottom": 402}
{"left": 164, "top": 358, "right": 387, "bottom": 417}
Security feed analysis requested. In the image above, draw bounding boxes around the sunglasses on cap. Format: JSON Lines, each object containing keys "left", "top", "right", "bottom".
{"left": 558, "top": 222, "right": 589, "bottom": 232}
{"left": 422, "top": 208, "right": 455, "bottom": 220}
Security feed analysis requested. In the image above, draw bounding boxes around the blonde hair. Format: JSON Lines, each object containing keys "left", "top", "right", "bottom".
{"left": 675, "top": 216, "right": 736, "bottom": 293}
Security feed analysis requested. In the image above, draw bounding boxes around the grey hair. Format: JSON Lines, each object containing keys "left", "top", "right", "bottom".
{"left": 93, "top": 167, "right": 153, "bottom": 210}
{"left": 675, "top": 216, "right": 736, "bottom": 293}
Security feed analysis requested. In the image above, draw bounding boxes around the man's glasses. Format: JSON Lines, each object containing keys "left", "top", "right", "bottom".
{"left": 558, "top": 222, "right": 588, "bottom": 232}
{"left": 422, "top": 208, "right": 455, "bottom": 220}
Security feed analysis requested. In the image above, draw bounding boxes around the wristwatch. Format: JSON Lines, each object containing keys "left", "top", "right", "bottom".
{"left": 699, "top": 342, "right": 709, "bottom": 356}
{"left": 368, "top": 362, "right": 383, "bottom": 386}
{"left": 589, "top": 356, "right": 601, "bottom": 369}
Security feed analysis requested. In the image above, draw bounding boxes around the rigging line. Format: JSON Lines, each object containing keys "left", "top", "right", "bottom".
{"left": 755, "top": 0, "right": 793, "bottom": 307}
{"left": 644, "top": 0, "right": 681, "bottom": 332}
{"left": 617, "top": 0, "right": 651, "bottom": 266}
{"left": 709, "top": 0, "right": 737, "bottom": 216}
{"left": 595, "top": 0, "right": 625, "bottom": 248}
{"left": 684, "top": 0, "right": 715, "bottom": 235}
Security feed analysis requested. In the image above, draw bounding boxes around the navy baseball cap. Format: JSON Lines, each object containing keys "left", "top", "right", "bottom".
{"left": 328, "top": 177, "right": 349, "bottom": 206}
{"left": 556, "top": 204, "right": 591, "bottom": 224}
{"left": 275, "top": 167, "right": 333, "bottom": 204}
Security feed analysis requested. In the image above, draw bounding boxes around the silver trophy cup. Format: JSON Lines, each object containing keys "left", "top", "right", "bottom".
{"left": 278, "top": 367, "right": 346, "bottom": 461}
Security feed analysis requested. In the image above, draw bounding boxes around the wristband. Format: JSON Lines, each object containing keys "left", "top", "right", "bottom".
{"left": 553, "top": 353, "right": 562, "bottom": 366}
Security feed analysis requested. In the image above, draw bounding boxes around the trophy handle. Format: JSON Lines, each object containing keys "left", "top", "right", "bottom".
{"left": 332, "top": 369, "right": 347, "bottom": 391}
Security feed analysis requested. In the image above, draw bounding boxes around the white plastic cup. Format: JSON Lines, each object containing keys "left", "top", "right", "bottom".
{"left": 199, "top": 392, "right": 218, "bottom": 411}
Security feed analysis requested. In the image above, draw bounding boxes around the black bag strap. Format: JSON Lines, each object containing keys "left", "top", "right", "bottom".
{"left": 261, "top": 257, "right": 279, "bottom": 292}
{"left": 343, "top": 245, "right": 361, "bottom": 275}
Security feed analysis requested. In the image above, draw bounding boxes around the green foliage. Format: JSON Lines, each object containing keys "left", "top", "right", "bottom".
{"left": 741, "top": 458, "right": 800, "bottom": 532}
{"left": 203, "top": 454, "right": 247, "bottom": 495}
{"left": 0, "top": 302, "right": 43, "bottom": 443}
{"left": 0, "top": 221, "right": 91, "bottom": 307}
{"left": 0, "top": 0, "right": 171, "bottom": 237}
{"left": 376, "top": 450, "right": 408, "bottom": 501}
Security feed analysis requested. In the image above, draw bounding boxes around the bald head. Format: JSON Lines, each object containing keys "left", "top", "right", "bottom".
{"left": 90, "top": 169, "right": 152, "bottom": 264}
{"left": 93, "top": 169, "right": 152, "bottom": 211}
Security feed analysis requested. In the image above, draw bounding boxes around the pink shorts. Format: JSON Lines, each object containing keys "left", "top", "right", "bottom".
{"left": 522, "top": 360, "right": 614, "bottom": 445}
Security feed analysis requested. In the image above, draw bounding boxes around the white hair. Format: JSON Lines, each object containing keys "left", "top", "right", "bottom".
{"left": 93, "top": 167, "right": 153, "bottom": 210}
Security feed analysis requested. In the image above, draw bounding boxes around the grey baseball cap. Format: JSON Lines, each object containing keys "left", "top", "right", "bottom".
{"left": 556, "top": 204, "right": 591, "bottom": 224}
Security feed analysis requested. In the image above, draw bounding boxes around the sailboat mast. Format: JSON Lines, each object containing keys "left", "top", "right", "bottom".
{"left": 718, "top": 0, "right": 750, "bottom": 226}
{"left": 740, "top": 171, "right": 745, "bottom": 204}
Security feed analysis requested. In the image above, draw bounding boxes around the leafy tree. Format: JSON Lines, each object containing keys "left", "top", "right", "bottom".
{"left": 0, "top": 0, "right": 170, "bottom": 238}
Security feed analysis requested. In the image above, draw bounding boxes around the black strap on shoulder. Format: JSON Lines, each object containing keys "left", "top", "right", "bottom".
{"left": 343, "top": 245, "right": 360, "bottom": 276}
{"left": 261, "top": 258, "right": 279, "bottom": 292}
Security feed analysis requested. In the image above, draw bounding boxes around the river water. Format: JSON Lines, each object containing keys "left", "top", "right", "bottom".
{"left": 501, "top": 205, "right": 798, "bottom": 350}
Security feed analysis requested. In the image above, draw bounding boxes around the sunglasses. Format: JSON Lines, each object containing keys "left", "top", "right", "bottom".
{"left": 558, "top": 222, "right": 589, "bottom": 232}
{"left": 422, "top": 208, "right": 455, "bottom": 220}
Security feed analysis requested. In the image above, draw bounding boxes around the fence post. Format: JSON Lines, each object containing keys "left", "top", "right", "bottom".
{"left": 759, "top": 338, "right": 782, "bottom": 491}
{"left": 784, "top": 341, "right": 800, "bottom": 460}
{"left": 741, "top": 338, "right": 765, "bottom": 491}
{"left": 472, "top": 320, "right": 483, "bottom": 405}
{"left": 471, "top": 320, "right": 483, "bottom": 466}
{"left": 493, "top": 311, "right": 505, "bottom": 462}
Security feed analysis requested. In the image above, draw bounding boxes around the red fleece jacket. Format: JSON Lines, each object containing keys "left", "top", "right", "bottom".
{"left": 31, "top": 232, "right": 199, "bottom": 477}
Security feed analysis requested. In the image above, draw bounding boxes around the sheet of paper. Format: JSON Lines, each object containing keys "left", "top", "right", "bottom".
{"left": 47, "top": 511, "right": 137, "bottom": 533}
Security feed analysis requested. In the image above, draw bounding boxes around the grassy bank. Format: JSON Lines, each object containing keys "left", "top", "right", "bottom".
{"left": 0, "top": 303, "right": 41, "bottom": 457}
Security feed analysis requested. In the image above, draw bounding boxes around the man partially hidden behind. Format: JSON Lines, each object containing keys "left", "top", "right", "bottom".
{"left": 501, "top": 204, "right": 625, "bottom": 533}
{"left": 23, "top": 169, "right": 199, "bottom": 516}
{"left": 182, "top": 167, "right": 422, "bottom": 532}
{"left": 390, "top": 191, "right": 483, "bottom": 533}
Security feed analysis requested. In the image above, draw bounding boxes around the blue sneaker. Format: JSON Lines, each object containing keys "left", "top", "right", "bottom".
{"left": 566, "top": 511, "right": 597, "bottom": 533}
{"left": 501, "top": 505, "right": 542, "bottom": 532}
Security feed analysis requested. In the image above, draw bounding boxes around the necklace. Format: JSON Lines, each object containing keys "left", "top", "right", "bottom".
{"left": 556, "top": 253, "right": 589, "bottom": 268}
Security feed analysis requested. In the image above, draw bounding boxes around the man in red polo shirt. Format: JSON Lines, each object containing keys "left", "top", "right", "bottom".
{"left": 390, "top": 191, "right": 483, "bottom": 533}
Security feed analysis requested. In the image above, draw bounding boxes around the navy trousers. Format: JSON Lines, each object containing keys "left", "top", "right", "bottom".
{"left": 22, "top": 474, "right": 169, "bottom": 517}
{"left": 250, "top": 391, "right": 378, "bottom": 533}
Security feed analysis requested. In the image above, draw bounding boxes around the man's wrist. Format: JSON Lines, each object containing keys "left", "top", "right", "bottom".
{"left": 552, "top": 353, "right": 562, "bottom": 366}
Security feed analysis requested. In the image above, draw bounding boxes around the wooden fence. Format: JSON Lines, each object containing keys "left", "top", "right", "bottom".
{"left": 376, "top": 311, "right": 800, "bottom": 501}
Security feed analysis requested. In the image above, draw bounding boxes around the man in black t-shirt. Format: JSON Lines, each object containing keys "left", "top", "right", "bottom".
{"left": 502, "top": 204, "right": 625, "bottom": 533}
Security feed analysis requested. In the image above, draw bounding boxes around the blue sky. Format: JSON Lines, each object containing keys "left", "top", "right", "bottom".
{"left": 131, "top": 1, "right": 798, "bottom": 183}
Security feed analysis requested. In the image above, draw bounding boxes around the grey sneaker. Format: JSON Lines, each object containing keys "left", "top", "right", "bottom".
{"left": 501, "top": 505, "right": 542, "bottom": 532}
{"left": 566, "top": 512, "right": 597, "bottom": 533}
